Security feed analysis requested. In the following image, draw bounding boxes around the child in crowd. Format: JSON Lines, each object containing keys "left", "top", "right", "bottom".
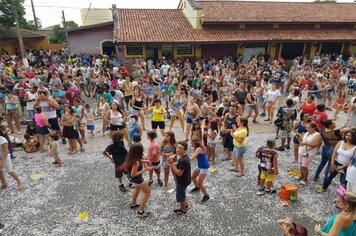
{"left": 191, "top": 122, "right": 203, "bottom": 142}
{"left": 23, "top": 134, "right": 40, "bottom": 153}
{"left": 48, "top": 133, "right": 61, "bottom": 167}
{"left": 132, "top": 133, "right": 141, "bottom": 144}
{"left": 25, "top": 122, "right": 37, "bottom": 138}
{"left": 84, "top": 104, "right": 96, "bottom": 138}
{"left": 128, "top": 115, "right": 142, "bottom": 147}
{"left": 102, "top": 131, "right": 129, "bottom": 192}
{"left": 190, "top": 138, "right": 210, "bottom": 203}
{"left": 160, "top": 131, "right": 177, "bottom": 191}
{"left": 147, "top": 131, "right": 163, "bottom": 187}
{"left": 256, "top": 140, "right": 279, "bottom": 195}
{"left": 127, "top": 143, "right": 153, "bottom": 218}
{"left": 207, "top": 120, "right": 219, "bottom": 164}
{"left": 332, "top": 91, "right": 346, "bottom": 120}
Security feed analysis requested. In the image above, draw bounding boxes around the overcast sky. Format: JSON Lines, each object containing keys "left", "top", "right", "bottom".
{"left": 24, "top": 0, "right": 354, "bottom": 28}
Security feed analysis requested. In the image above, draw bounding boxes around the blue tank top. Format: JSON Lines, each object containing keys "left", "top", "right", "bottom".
{"left": 322, "top": 214, "right": 356, "bottom": 236}
{"left": 173, "top": 99, "right": 182, "bottom": 109}
{"left": 197, "top": 151, "right": 210, "bottom": 169}
{"left": 297, "top": 122, "right": 307, "bottom": 133}
{"left": 129, "top": 123, "right": 138, "bottom": 138}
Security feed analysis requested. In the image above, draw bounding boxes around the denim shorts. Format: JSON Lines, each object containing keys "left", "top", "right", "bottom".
{"left": 233, "top": 146, "right": 247, "bottom": 159}
{"left": 176, "top": 184, "right": 188, "bottom": 203}
{"left": 195, "top": 167, "right": 210, "bottom": 175}
{"left": 86, "top": 125, "right": 95, "bottom": 131}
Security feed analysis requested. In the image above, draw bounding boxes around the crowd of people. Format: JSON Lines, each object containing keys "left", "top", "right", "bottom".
{"left": 1, "top": 48, "right": 356, "bottom": 233}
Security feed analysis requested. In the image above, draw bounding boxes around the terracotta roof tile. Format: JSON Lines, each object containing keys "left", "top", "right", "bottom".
{"left": 197, "top": 1, "right": 356, "bottom": 23}
{"left": 114, "top": 9, "right": 356, "bottom": 43}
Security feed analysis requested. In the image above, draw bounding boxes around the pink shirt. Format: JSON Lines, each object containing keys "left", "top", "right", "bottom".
{"left": 34, "top": 113, "right": 46, "bottom": 127}
{"left": 147, "top": 140, "right": 160, "bottom": 163}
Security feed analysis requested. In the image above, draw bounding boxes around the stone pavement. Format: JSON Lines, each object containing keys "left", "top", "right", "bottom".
{"left": 0, "top": 106, "right": 346, "bottom": 236}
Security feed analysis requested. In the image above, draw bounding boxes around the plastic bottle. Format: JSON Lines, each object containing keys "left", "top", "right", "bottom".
{"left": 290, "top": 190, "right": 297, "bottom": 203}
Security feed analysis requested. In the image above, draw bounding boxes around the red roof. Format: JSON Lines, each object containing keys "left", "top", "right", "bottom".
{"left": 114, "top": 9, "right": 356, "bottom": 43}
{"left": 197, "top": 1, "right": 356, "bottom": 23}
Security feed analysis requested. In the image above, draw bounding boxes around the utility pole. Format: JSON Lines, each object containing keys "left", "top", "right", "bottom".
{"left": 15, "top": 13, "right": 28, "bottom": 68}
{"left": 30, "top": 0, "right": 39, "bottom": 30}
{"left": 62, "top": 10, "right": 71, "bottom": 54}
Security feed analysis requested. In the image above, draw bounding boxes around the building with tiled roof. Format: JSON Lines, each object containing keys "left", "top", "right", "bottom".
{"left": 114, "top": 0, "right": 356, "bottom": 61}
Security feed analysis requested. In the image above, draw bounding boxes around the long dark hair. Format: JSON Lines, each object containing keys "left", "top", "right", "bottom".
{"left": 210, "top": 120, "right": 218, "bottom": 132}
{"left": 162, "top": 131, "right": 176, "bottom": 146}
{"left": 239, "top": 118, "right": 249, "bottom": 137}
{"left": 126, "top": 143, "right": 144, "bottom": 170}
{"left": 191, "top": 137, "right": 205, "bottom": 152}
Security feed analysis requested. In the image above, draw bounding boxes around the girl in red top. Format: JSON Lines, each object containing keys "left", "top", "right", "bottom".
{"left": 300, "top": 95, "right": 316, "bottom": 116}
{"left": 332, "top": 91, "right": 346, "bottom": 120}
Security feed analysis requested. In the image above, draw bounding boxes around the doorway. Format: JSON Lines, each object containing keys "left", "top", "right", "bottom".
{"left": 146, "top": 45, "right": 158, "bottom": 63}
{"left": 101, "top": 41, "right": 116, "bottom": 56}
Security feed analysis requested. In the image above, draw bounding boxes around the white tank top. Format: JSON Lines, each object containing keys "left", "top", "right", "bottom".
{"left": 110, "top": 110, "right": 123, "bottom": 126}
{"left": 26, "top": 92, "right": 37, "bottom": 110}
{"left": 336, "top": 141, "right": 356, "bottom": 164}
{"left": 39, "top": 100, "right": 57, "bottom": 119}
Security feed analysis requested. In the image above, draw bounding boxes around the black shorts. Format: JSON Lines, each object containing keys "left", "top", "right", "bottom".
{"left": 63, "top": 126, "right": 79, "bottom": 139}
{"left": 19, "top": 97, "right": 26, "bottom": 107}
{"left": 151, "top": 121, "right": 165, "bottom": 129}
{"left": 110, "top": 123, "right": 126, "bottom": 131}
{"left": 176, "top": 184, "right": 188, "bottom": 203}
{"left": 223, "top": 134, "right": 234, "bottom": 152}
{"left": 48, "top": 118, "right": 60, "bottom": 131}
{"left": 125, "top": 95, "right": 132, "bottom": 103}
{"left": 115, "top": 163, "right": 126, "bottom": 178}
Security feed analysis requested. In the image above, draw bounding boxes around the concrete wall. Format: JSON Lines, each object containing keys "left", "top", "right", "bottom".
{"left": 80, "top": 8, "right": 112, "bottom": 26}
{"left": 68, "top": 26, "right": 113, "bottom": 55}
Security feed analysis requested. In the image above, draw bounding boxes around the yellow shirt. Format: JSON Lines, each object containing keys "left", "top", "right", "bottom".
{"left": 233, "top": 128, "right": 247, "bottom": 147}
{"left": 152, "top": 106, "right": 165, "bottom": 122}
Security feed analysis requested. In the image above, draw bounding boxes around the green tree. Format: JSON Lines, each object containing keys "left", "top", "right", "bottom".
{"left": 21, "top": 17, "right": 42, "bottom": 30}
{"left": 0, "top": 0, "right": 26, "bottom": 28}
{"left": 49, "top": 21, "right": 78, "bottom": 44}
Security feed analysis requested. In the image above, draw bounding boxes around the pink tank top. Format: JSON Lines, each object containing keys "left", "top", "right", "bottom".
{"left": 34, "top": 113, "right": 46, "bottom": 127}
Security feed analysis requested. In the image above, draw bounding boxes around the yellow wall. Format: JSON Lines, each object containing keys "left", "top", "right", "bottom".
{"left": 1, "top": 37, "right": 65, "bottom": 54}
{"left": 350, "top": 43, "right": 356, "bottom": 55}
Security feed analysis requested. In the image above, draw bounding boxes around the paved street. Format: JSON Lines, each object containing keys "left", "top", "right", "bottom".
{"left": 0, "top": 107, "right": 344, "bottom": 236}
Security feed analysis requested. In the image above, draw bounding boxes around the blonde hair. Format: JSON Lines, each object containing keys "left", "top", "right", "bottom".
{"left": 346, "top": 192, "right": 356, "bottom": 203}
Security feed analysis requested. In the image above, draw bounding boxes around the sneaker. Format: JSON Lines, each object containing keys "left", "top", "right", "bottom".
{"left": 275, "top": 146, "right": 285, "bottom": 151}
{"left": 119, "top": 184, "right": 127, "bottom": 192}
{"left": 265, "top": 189, "right": 272, "bottom": 194}
{"left": 148, "top": 180, "right": 153, "bottom": 187}
{"left": 128, "top": 182, "right": 134, "bottom": 189}
{"left": 62, "top": 138, "right": 67, "bottom": 145}
{"left": 275, "top": 136, "right": 279, "bottom": 140}
{"left": 130, "top": 204, "right": 140, "bottom": 209}
{"left": 190, "top": 187, "right": 200, "bottom": 193}
{"left": 173, "top": 209, "right": 187, "bottom": 215}
{"left": 157, "top": 179, "right": 163, "bottom": 187}
{"left": 316, "top": 187, "right": 327, "bottom": 193}
{"left": 285, "top": 145, "right": 291, "bottom": 150}
{"left": 136, "top": 211, "right": 151, "bottom": 218}
{"left": 201, "top": 195, "right": 210, "bottom": 203}
{"left": 256, "top": 187, "right": 265, "bottom": 195}
{"left": 270, "top": 188, "right": 277, "bottom": 194}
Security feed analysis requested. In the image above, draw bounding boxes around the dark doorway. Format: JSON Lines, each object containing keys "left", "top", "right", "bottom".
{"left": 281, "top": 42, "right": 305, "bottom": 60}
{"left": 320, "top": 42, "right": 343, "bottom": 55}
{"left": 146, "top": 45, "right": 159, "bottom": 63}
{"left": 102, "top": 41, "right": 116, "bottom": 56}
{"left": 202, "top": 44, "right": 237, "bottom": 60}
